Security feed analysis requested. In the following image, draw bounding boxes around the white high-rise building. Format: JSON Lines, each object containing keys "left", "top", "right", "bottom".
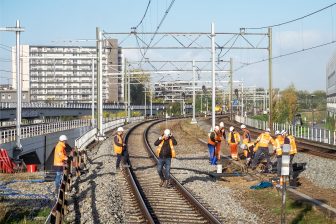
{"left": 11, "top": 40, "right": 124, "bottom": 103}
{"left": 327, "top": 51, "right": 336, "bottom": 117}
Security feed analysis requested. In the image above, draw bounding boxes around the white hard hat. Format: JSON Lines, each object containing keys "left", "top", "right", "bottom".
{"left": 265, "top": 128, "right": 271, "bottom": 133}
{"left": 219, "top": 122, "right": 224, "bottom": 128}
{"left": 229, "top": 126, "right": 234, "bottom": 132}
{"left": 281, "top": 130, "right": 287, "bottom": 135}
{"left": 240, "top": 124, "right": 246, "bottom": 129}
{"left": 164, "top": 129, "right": 171, "bottom": 137}
{"left": 117, "top": 127, "right": 124, "bottom": 132}
{"left": 59, "top": 135, "right": 68, "bottom": 141}
{"left": 214, "top": 126, "right": 220, "bottom": 131}
{"left": 275, "top": 130, "right": 280, "bottom": 135}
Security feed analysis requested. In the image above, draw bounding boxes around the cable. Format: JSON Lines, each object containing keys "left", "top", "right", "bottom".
{"left": 245, "top": 2, "right": 336, "bottom": 30}
{"left": 134, "top": 0, "right": 152, "bottom": 30}
{"left": 234, "top": 40, "right": 336, "bottom": 72}
{"left": 140, "top": 0, "right": 176, "bottom": 61}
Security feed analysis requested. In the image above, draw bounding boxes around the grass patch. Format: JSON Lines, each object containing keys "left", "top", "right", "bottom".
{"left": 247, "top": 188, "right": 336, "bottom": 224}
{"left": 0, "top": 207, "right": 50, "bottom": 224}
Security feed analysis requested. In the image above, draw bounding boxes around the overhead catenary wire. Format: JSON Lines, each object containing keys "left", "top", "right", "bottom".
{"left": 134, "top": 0, "right": 152, "bottom": 30}
{"left": 245, "top": 2, "right": 336, "bottom": 30}
{"left": 235, "top": 40, "right": 336, "bottom": 72}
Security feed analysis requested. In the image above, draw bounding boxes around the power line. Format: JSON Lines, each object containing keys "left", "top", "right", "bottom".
{"left": 133, "top": 0, "right": 152, "bottom": 30}
{"left": 140, "top": 0, "right": 176, "bottom": 61}
{"left": 245, "top": 2, "right": 336, "bottom": 30}
{"left": 234, "top": 40, "right": 336, "bottom": 72}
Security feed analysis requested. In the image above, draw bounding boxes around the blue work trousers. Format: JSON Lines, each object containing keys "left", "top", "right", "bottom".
{"left": 208, "top": 144, "right": 216, "bottom": 165}
{"left": 157, "top": 157, "right": 171, "bottom": 180}
{"left": 54, "top": 166, "right": 63, "bottom": 191}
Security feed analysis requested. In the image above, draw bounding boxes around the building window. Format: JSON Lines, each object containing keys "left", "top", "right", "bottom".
{"left": 1, "top": 94, "right": 5, "bottom": 100}
{"left": 8, "top": 94, "right": 11, "bottom": 100}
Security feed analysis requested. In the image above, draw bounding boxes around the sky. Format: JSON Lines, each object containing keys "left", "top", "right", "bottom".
{"left": 1, "top": 0, "right": 336, "bottom": 92}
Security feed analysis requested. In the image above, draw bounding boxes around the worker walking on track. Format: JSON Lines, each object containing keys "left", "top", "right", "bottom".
{"left": 217, "top": 122, "right": 226, "bottom": 161}
{"left": 53, "top": 135, "right": 69, "bottom": 193}
{"left": 114, "top": 127, "right": 129, "bottom": 171}
{"left": 154, "top": 129, "right": 177, "bottom": 188}
{"left": 251, "top": 128, "right": 275, "bottom": 172}
{"left": 227, "top": 126, "right": 240, "bottom": 160}
{"left": 281, "top": 130, "right": 297, "bottom": 181}
{"left": 274, "top": 130, "right": 284, "bottom": 176}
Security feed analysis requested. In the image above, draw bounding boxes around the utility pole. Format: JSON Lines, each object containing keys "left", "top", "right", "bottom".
{"left": 253, "top": 87, "right": 256, "bottom": 115}
{"left": 191, "top": 59, "right": 197, "bottom": 124}
{"left": 211, "top": 22, "right": 216, "bottom": 129}
{"left": 144, "top": 87, "right": 147, "bottom": 117}
{"left": 150, "top": 88, "right": 153, "bottom": 117}
{"left": 0, "top": 20, "right": 25, "bottom": 152}
{"left": 124, "top": 58, "right": 127, "bottom": 118}
{"left": 91, "top": 58, "right": 95, "bottom": 127}
{"left": 241, "top": 80, "right": 244, "bottom": 118}
{"left": 127, "top": 63, "right": 131, "bottom": 121}
{"left": 268, "top": 27, "right": 273, "bottom": 131}
{"left": 96, "top": 27, "right": 104, "bottom": 138}
{"left": 230, "top": 58, "right": 233, "bottom": 121}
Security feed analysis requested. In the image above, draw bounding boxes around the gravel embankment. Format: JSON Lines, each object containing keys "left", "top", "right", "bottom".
{"left": 293, "top": 154, "right": 336, "bottom": 189}
{"left": 66, "top": 132, "right": 127, "bottom": 223}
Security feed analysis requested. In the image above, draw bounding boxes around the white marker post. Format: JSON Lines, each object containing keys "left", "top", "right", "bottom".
{"left": 281, "top": 143, "right": 290, "bottom": 224}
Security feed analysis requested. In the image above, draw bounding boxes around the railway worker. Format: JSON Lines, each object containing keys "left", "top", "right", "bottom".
{"left": 53, "top": 135, "right": 68, "bottom": 192}
{"left": 154, "top": 129, "right": 177, "bottom": 188}
{"left": 240, "top": 124, "right": 254, "bottom": 165}
{"left": 212, "top": 125, "right": 222, "bottom": 165}
{"left": 281, "top": 130, "right": 297, "bottom": 180}
{"left": 274, "top": 130, "right": 284, "bottom": 176}
{"left": 227, "top": 126, "right": 241, "bottom": 160}
{"left": 114, "top": 127, "right": 128, "bottom": 170}
{"left": 251, "top": 128, "right": 275, "bottom": 173}
{"left": 207, "top": 127, "right": 217, "bottom": 164}
{"left": 216, "top": 122, "right": 226, "bottom": 161}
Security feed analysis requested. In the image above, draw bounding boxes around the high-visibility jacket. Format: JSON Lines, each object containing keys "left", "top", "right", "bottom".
{"left": 220, "top": 128, "right": 226, "bottom": 140}
{"left": 156, "top": 139, "right": 176, "bottom": 158}
{"left": 215, "top": 131, "right": 222, "bottom": 143}
{"left": 228, "top": 131, "right": 240, "bottom": 145}
{"left": 288, "top": 135, "right": 297, "bottom": 155}
{"left": 208, "top": 131, "right": 217, "bottom": 145}
{"left": 242, "top": 130, "right": 252, "bottom": 144}
{"left": 114, "top": 134, "right": 123, "bottom": 154}
{"left": 255, "top": 132, "right": 275, "bottom": 148}
{"left": 275, "top": 135, "right": 284, "bottom": 156}
{"left": 54, "top": 141, "right": 67, "bottom": 166}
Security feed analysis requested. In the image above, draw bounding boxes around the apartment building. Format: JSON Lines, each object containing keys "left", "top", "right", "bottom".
{"left": 11, "top": 40, "right": 124, "bottom": 103}
{"left": 327, "top": 51, "right": 336, "bottom": 117}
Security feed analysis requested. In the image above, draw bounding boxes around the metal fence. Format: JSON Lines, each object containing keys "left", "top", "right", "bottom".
{"left": 235, "top": 115, "right": 336, "bottom": 145}
{"left": 0, "top": 119, "right": 91, "bottom": 144}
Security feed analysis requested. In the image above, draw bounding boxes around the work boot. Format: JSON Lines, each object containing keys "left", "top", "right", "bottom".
{"left": 159, "top": 179, "right": 165, "bottom": 187}
{"left": 166, "top": 179, "right": 173, "bottom": 188}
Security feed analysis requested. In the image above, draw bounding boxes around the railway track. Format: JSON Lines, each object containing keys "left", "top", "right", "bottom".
{"left": 121, "top": 119, "right": 222, "bottom": 224}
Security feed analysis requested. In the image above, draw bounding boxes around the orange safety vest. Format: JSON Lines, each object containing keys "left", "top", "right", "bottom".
{"left": 288, "top": 135, "right": 297, "bottom": 155}
{"left": 54, "top": 141, "right": 67, "bottom": 166}
{"left": 255, "top": 132, "right": 275, "bottom": 148}
{"left": 215, "top": 131, "right": 222, "bottom": 142}
{"left": 275, "top": 135, "right": 284, "bottom": 156}
{"left": 242, "top": 130, "right": 251, "bottom": 144}
{"left": 228, "top": 132, "right": 240, "bottom": 145}
{"left": 114, "top": 134, "right": 123, "bottom": 154}
{"left": 208, "top": 131, "right": 217, "bottom": 145}
{"left": 156, "top": 139, "right": 176, "bottom": 158}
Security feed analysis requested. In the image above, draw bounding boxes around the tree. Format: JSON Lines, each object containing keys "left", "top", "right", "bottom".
{"left": 129, "top": 70, "right": 150, "bottom": 104}
{"left": 273, "top": 84, "right": 297, "bottom": 124}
